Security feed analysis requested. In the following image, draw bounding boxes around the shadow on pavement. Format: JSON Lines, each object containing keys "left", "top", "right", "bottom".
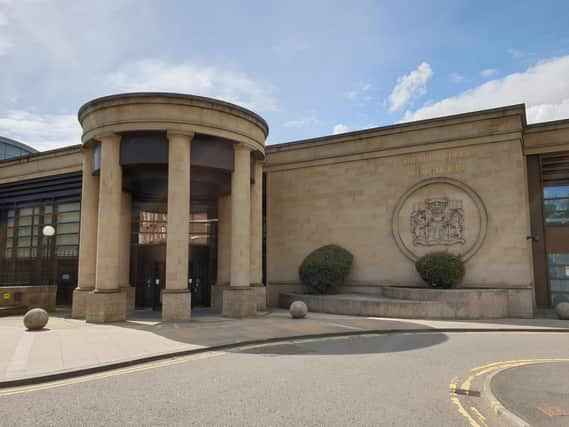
{"left": 233, "top": 331, "right": 448, "bottom": 356}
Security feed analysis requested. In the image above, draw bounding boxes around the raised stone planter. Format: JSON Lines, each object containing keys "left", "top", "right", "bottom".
{"left": 279, "top": 286, "right": 533, "bottom": 320}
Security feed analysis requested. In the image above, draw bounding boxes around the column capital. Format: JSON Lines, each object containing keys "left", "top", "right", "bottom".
{"left": 96, "top": 133, "right": 121, "bottom": 144}
{"left": 234, "top": 142, "right": 254, "bottom": 153}
{"left": 166, "top": 131, "right": 194, "bottom": 142}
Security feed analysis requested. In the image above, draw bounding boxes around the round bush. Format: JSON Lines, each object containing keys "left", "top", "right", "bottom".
{"left": 415, "top": 252, "right": 465, "bottom": 289}
{"left": 299, "top": 244, "right": 353, "bottom": 294}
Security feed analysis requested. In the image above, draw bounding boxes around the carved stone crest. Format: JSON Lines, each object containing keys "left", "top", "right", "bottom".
{"left": 410, "top": 197, "right": 465, "bottom": 246}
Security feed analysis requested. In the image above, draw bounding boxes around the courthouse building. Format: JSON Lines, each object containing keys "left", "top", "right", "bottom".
{"left": 0, "top": 92, "right": 568, "bottom": 322}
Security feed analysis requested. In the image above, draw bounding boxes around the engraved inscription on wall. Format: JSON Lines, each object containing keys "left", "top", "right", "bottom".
{"left": 403, "top": 150, "right": 472, "bottom": 178}
{"left": 410, "top": 198, "right": 465, "bottom": 246}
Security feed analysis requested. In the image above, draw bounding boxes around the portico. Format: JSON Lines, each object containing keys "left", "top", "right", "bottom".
{"left": 71, "top": 93, "right": 268, "bottom": 323}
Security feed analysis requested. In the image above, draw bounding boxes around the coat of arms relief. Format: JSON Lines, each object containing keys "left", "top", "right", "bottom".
{"left": 410, "top": 198, "right": 465, "bottom": 246}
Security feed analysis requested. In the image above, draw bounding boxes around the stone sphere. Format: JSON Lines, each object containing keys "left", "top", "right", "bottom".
{"left": 289, "top": 301, "right": 308, "bottom": 319}
{"left": 556, "top": 302, "right": 569, "bottom": 320}
{"left": 23, "top": 308, "right": 49, "bottom": 330}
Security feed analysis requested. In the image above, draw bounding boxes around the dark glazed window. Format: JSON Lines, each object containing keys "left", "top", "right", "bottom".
{"left": 544, "top": 185, "right": 569, "bottom": 224}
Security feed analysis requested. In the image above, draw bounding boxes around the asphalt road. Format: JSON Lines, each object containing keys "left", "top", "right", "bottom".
{"left": 1, "top": 331, "right": 568, "bottom": 427}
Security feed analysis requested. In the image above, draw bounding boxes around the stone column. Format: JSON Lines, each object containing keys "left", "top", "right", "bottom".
{"left": 222, "top": 144, "right": 256, "bottom": 317}
{"left": 162, "top": 132, "right": 193, "bottom": 321}
{"left": 250, "top": 160, "right": 266, "bottom": 311}
{"left": 119, "top": 191, "right": 134, "bottom": 313}
{"left": 72, "top": 147, "right": 99, "bottom": 319}
{"left": 86, "top": 134, "right": 127, "bottom": 323}
{"left": 212, "top": 194, "right": 231, "bottom": 310}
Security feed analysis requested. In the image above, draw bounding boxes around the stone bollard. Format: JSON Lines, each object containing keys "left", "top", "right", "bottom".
{"left": 556, "top": 302, "right": 569, "bottom": 320}
{"left": 289, "top": 301, "right": 308, "bottom": 319}
{"left": 23, "top": 308, "right": 49, "bottom": 330}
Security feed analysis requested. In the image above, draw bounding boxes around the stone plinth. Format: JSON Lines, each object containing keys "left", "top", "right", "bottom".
{"left": 71, "top": 288, "right": 92, "bottom": 319}
{"left": 222, "top": 287, "right": 256, "bottom": 318}
{"left": 251, "top": 283, "right": 267, "bottom": 311}
{"left": 211, "top": 283, "right": 228, "bottom": 311}
{"left": 162, "top": 290, "right": 191, "bottom": 321}
{"left": 85, "top": 290, "right": 127, "bottom": 323}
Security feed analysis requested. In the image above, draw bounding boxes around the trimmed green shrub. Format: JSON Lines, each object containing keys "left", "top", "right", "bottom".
{"left": 299, "top": 244, "right": 353, "bottom": 294}
{"left": 415, "top": 252, "right": 465, "bottom": 289}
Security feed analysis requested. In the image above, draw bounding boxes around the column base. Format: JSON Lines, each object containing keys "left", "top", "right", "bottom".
{"left": 211, "top": 283, "right": 229, "bottom": 311}
{"left": 85, "top": 290, "right": 127, "bottom": 323}
{"left": 162, "top": 290, "right": 191, "bottom": 321}
{"left": 251, "top": 283, "right": 267, "bottom": 312}
{"left": 222, "top": 287, "right": 256, "bottom": 318}
{"left": 71, "top": 287, "right": 93, "bottom": 319}
{"left": 122, "top": 286, "right": 136, "bottom": 314}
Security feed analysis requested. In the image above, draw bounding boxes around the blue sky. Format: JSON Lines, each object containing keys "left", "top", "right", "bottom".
{"left": 1, "top": 0, "right": 569, "bottom": 150}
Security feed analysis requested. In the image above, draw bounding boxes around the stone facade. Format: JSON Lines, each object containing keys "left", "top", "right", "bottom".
{"left": 265, "top": 106, "right": 534, "bottom": 304}
{"left": 4, "top": 99, "right": 569, "bottom": 319}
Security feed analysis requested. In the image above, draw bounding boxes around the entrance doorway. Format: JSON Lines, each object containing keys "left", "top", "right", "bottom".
{"left": 130, "top": 205, "right": 217, "bottom": 310}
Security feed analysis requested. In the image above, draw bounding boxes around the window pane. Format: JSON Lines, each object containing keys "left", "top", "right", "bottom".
{"left": 18, "top": 226, "right": 32, "bottom": 237}
{"left": 56, "top": 234, "right": 79, "bottom": 245}
{"left": 19, "top": 207, "right": 33, "bottom": 216}
{"left": 17, "top": 248, "right": 30, "bottom": 258}
{"left": 17, "top": 237, "right": 31, "bottom": 247}
{"left": 55, "top": 246, "right": 78, "bottom": 257}
{"left": 57, "top": 212, "right": 79, "bottom": 223}
{"left": 57, "top": 202, "right": 80, "bottom": 213}
{"left": 18, "top": 216, "right": 33, "bottom": 226}
{"left": 57, "top": 223, "right": 79, "bottom": 234}
{"left": 6, "top": 227, "right": 13, "bottom": 237}
{"left": 544, "top": 185, "right": 569, "bottom": 199}
{"left": 5, "top": 238, "right": 13, "bottom": 248}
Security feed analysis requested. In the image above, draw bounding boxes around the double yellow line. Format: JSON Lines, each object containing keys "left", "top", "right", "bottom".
{"left": 450, "top": 357, "right": 569, "bottom": 427}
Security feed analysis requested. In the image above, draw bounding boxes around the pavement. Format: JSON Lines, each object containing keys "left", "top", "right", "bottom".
{"left": 490, "top": 362, "right": 569, "bottom": 427}
{"left": 1, "top": 307, "right": 568, "bottom": 386}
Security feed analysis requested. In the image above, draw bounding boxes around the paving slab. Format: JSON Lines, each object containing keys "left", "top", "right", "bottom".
{"left": 0, "top": 307, "right": 568, "bottom": 385}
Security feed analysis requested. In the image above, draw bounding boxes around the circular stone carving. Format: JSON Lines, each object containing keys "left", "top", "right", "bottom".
{"left": 392, "top": 177, "right": 488, "bottom": 262}
{"left": 23, "top": 308, "right": 49, "bottom": 330}
{"left": 289, "top": 301, "right": 308, "bottom": 319}
{"left": 556, "top": 302, "right": 569, "bottom": 320}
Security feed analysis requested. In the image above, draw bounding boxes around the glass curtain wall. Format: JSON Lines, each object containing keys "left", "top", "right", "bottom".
{"left": 0, "top": 200, "right": 80, "bottom": 303}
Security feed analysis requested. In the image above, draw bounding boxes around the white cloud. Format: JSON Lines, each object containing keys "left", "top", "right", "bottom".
{"left": 403, "top": 55, "right": 569, "bottom": 124}
{"left": 344, "top": 82, "right": 373, "bottom": 101}
{"left": 0, "top": 111, "right": 81, "bottom": 150}
{"left": 283, "top": 116, "right": 320, "bottom": 128}
{"left": 332, "top": 124, "right": 348, "bottom": 134}
{"left": 388, "top": 62, "right": 433, "bottom": 112}
{"left": 108, "top": 59, "right": 277, "bottom": 113}
{"left": 450, "top": 73, "right": 469, "bottom": 84}
{"left": 480, "top": 68, "right": 497, "bottom": 78}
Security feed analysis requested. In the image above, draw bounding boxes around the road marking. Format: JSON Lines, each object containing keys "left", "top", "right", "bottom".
{"left": 0, "top": 351, "right": 225, "bottom": 397}
{"left": 451, "top": 358, "right": 569, "bottom": 427}
{"left": 449, "top": 377, "right": 482, "bottom": 427}
{"left": 470, "top": 406, "right": 489, "bottom": 427}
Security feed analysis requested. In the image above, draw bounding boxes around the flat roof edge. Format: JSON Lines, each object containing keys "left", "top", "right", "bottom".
{"left": 268, "top": 104, "right": 527, "bottom": 150}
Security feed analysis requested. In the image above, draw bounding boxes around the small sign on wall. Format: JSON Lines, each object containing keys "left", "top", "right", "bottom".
{"left": 2, "top": 293, "right": 10, "bottom": 301}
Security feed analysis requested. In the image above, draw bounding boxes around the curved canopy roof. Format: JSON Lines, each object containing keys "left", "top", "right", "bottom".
{"left": 0, "top": 136, "right": 38, "bottom": 160}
